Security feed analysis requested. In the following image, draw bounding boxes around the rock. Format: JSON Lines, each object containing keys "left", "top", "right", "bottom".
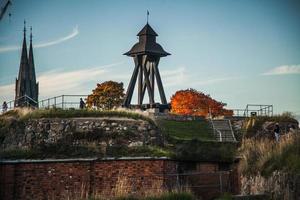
{"left": 111, "top": 122, "right": 118, "bottom": 127}
{"left": 58, "top": 124, "right": 65, "bottom": 131}
{"left": 128, "top": 141, "right": 143, "bottom": 147}
{"left": 138, "top": 126, "right": 147, "bottom": 131}
{"left": 149, "top": 130, "right": 156, "bottom": 136}
{"left": 44, "top": 123, "right": 50, "bottom": 130}
{"left": 64, "top": 125, "right": 71, "bottom": 132}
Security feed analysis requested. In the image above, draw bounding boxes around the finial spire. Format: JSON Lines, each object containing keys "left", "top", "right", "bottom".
{"left": 30, "top": 26, "right": 32, "bottom": 42}
{"left": 147, "top": 10, "right": 149, "bottom": 24}
{"left": 23, "top": 20, "right": 26, "bottom": 36}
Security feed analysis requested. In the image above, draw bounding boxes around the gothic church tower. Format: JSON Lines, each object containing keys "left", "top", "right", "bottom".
{"left": 15, "top": 21, "right": 38, "bottom": 107}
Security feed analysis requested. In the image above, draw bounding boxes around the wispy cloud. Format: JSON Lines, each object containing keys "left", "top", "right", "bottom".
{"left": 191, "top": 76, "right": 237, "bottom": 86}
{"left": 161, "top": 67, "right": 187, "bottom": 87}
{"left": 0, "top": 26, "right": 79, "bottom": 53}
{"left": 160, "top": 66, "right": 236, "bottom": 87}
{"left": 0, "top": 63, "right": 236, "bottom": 103}
{"left": 262, "top": 64, "right": 300, "bottom": 75}
{"left": 0, "top": 62, "right": 123, "bottom": 102}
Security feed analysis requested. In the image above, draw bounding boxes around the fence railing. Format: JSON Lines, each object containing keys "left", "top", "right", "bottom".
{"left": 1, "top": 95, "right": 88, "bottom": 113}
{"left": 232, "top": 104, "right": 273, "bottom": 117}
{"left": 2, "top": 95, "right": 38, "bottom": 112}
{"left": 38, "top": 95, "right": 88, "bottom": 109}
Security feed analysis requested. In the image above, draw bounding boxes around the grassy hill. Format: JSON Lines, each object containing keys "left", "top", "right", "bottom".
{"left": 0, "top": 108, "right": 236, "bottom": 162}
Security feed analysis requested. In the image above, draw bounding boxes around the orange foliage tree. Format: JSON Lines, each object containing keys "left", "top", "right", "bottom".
{"left": 86, "top": 81, "right": 125, "bottom": 110}
{"left": 170, "top": 88, "right": 233, "bottom": 117}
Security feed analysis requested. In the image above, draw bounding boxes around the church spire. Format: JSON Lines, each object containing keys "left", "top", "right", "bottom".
{"left": 28, "top": 26, "right": 39, "bottom": 106}
{"left": 29, "top": 26, "right": 35, "bottom": 81}
{"left": 15, "top": 21, "right": 39, "bottom": 108}
{"left": 20, "top": 20, "right": 28, "bottom": 76}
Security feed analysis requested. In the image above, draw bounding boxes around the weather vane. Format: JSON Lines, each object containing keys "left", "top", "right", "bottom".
{"left": 147, "top": 10, "right": 149, "bottom": 24}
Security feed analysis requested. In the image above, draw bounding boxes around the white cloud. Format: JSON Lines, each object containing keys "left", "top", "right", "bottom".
{"left": 161, "top": 67, "right": 187, "bottom": 87}
{"left": 0, "top": 26, "right": 79, "bottom": 53}
{"left": 191, "top": 77, "right": 236, "bottom": 86}
{"left": 0, "top": 63, "right": 235, "bottom": 104}
{"left": 262, "top": 64, "right": 300, "bottom": 75}
{"left": 0, "top": 62, "right": 123, "bottom": 102}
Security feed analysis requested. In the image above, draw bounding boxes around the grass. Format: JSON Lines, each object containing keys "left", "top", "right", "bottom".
{"left": 0, "top": 144, "right": 174, "bottom": 159}
{"left": 239, "top": 132, "right": 300, "bottom": 177}
{"left": 113, "top": 192, "right": 196, "bottom": 200}
{"left": 106, "top": 145, "right": 174, "bottom": 158}
{"left": 0, "top": 143, "right": 101, "bottom": 159}
{"left": 174, "top": 139, "right": 237, "bottom": 162}
{"left": 157, "top": 119, "right": 214, "bottom": 141}
{"left": 1, "top": 108, "right": 155, "bottom": 125}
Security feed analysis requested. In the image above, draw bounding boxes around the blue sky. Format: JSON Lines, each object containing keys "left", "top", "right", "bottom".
{"left": 0, "top": 0, "right": 300, "bottom": 114}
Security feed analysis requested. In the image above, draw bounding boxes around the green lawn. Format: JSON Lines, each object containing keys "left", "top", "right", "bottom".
{"left": 158, "top": 119, "right": 214, "bottom": 141}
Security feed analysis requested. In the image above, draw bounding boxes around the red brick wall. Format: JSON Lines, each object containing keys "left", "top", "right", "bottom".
{"left": 0, "top": 159, "right": 177, "bottom": 200}
{"left": 0, "top": 159, "right": 239, "bottom": 200}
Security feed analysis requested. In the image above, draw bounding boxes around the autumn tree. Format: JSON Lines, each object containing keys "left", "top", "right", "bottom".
{"left": 86, "top": 81, "right": 125, "bottom": 110}
{"left": 170, "top": 88, "right": 233, "bottom": 117}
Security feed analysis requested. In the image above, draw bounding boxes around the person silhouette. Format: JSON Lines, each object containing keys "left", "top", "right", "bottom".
{"left": 274, "top": 123, "right": 280, "bottom": 142}
{"left": 79, "top": 98, "right": 85, "bottom": 109}
{"left": 2, "top": 101, "right": 8, "bottom": 113}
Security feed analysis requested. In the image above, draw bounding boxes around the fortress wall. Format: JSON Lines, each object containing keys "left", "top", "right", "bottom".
{"left": 0, "top": 158, "right": 238, "bottom": 200}
{"left": 0, "top": 158, "right": 177, "bottom": 200}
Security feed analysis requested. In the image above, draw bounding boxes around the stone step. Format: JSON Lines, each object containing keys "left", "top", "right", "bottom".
{"left": 212, "top": 120, "right": 236, "bottom": 142}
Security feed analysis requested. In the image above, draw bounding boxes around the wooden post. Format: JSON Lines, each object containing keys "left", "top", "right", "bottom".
{"left": 153, "top": 58, "right": 167, "bottom": 104}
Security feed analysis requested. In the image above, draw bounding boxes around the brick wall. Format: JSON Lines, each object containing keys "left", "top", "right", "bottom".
{"left": 0, "top": 158, "right": 239, "bottom": 200}
{"left": 0, "top": 158, "right": 178, "bottom": 200}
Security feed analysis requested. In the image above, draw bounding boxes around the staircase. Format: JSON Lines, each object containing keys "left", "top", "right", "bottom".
{"left": 211, "top": 119, "right": 236, "bottom": 142}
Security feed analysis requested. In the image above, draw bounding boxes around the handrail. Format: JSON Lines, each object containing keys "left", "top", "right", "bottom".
{"left": 216, "top": 129, "right": 222, "bottom": 142}
{"left": 227, "top": 119, "right": 236, "bottom": 142}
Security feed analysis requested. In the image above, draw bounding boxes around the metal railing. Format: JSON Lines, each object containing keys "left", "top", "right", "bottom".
{"left": 2, "top": 95, "right": 38, "bottom": 112}
{"left": 1, "top": 94, "right": 88, "bottom": 113}
{"left": 38, "top": 95, "right": 88, "bottom": 109}
{"left": 232, "top": 104, "right": 273, "bottom": 117}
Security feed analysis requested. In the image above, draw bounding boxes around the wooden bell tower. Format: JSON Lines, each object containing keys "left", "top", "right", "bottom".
{"left": 123, "top": 23, "right": 170, "bottom": 109}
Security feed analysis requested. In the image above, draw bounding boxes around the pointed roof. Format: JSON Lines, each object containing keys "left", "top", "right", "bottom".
{"left": 124, "top": 23, "right": 170, "bottom": 57}
{"left": 28, "top": 26, "right": 36, "bottom": 82}
{"left": 18, "top": 21, "right": 29, "bottom": 81}
{"left": 16, "top": 21, "right": 30, "bottom": 96}
{"left": 137, "top": 23, "right": 158, "bottom": 36}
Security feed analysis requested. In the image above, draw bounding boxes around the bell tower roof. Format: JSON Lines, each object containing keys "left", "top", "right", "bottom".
{"left": 124, "top": 23, "right": 170, "bottom": 57}
{"left": 137, "top": 23, "right": 158, "bottom": 36}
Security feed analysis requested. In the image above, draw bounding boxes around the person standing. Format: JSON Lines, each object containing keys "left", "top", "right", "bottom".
{"left": 2, "top": 101, "right": 8, "bottom": 113}
{"left": 79, "top": 98, "right": 85, "bottom": 109}
{"left": 274, "top": 123, "right": 280, "bottom": 142}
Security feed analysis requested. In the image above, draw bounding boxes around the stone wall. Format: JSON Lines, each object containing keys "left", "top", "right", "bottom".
{"left": 1, "top": 117, "right": 162, "bottom": 151}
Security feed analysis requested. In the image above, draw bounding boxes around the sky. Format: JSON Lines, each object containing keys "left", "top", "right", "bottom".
{"left": 0, "top": 0, "right": 300, "bottom": 115}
